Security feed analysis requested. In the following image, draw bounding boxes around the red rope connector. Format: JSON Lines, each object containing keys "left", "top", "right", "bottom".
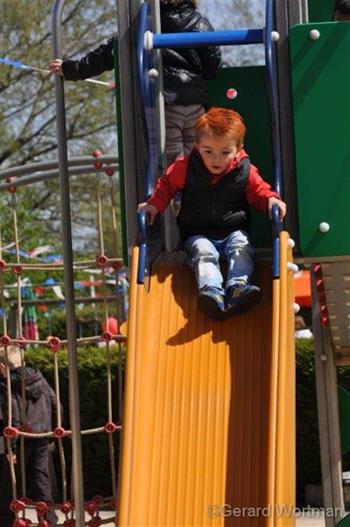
{"left": 102, "top": 331, "right": 112, "bottom": 342}
{"left": 46, "top": 336, "right": 61, "bottom": 352}
{"left": 10, "top": 499, "right": 26, "bottom": 512}
{"left": 38, "top": 521, "right": 50, "bottom": 527}
{"left": 105, "top": 167, "right": 114, "bottom": 177}
{"left": 85, "top": 500, "right": 97, "bottom": 516}
{"left": 4, "top": 426, "right": 18, "bottom": 438}
{"left": 13, "top": 265, "right": 23, "bottom": 275}
{"left": 61, "top": 501, "right": 73, "bottom": 514}
{"left": 12, "top": 519, "right": 30, "bottom": 527}
{"left": 0, "top": 259, "right": 6, "bottom": 271}
{"left": 54, "top": 426, "right": 66, "bottom": 438}
{"left": 112, "top": 260, "right": 123, "bottom": 271}
{"left": 6, "top": 177, "right": 17, "bottom": 194}
{"left": 36, "top": 501, "right": 49, "bottom": 516}
{"left": 96, "top": 254, "right": 108, "bottom": 268}
{"left": 109, "top": 497, "right": 117, "bottom": 510}
{"left": 92, "top": 149, "right": 103, "bottom": 170}
{"left": 93, "top": 495, "right": 104, "bottom": 508}
{"left": 17, "top": 336, "right": 26, "bottom": 349}
{"left": 104, "top": 421, "right": 118, "bottom": 434}
{"left": 1, "top": 334, "right": 12, "bottom": 346}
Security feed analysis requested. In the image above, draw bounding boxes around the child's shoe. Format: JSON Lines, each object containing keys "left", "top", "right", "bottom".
{"left": 226, "top": 284, "right": 261, "bottom": 316}
{"left": 197, "top": 286, "right": 226, "bottom": 321}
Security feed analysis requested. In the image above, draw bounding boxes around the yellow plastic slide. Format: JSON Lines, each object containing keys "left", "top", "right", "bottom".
{"left": 118, "top": 232, "right": 295, "bottom": 526}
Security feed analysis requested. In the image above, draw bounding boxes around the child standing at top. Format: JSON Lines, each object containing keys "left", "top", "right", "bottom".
{"left": 138, "top": 107, "right": 287, "bottom": 320}
{"left": 49, "top": 0, "right": 222, "bottom": 164}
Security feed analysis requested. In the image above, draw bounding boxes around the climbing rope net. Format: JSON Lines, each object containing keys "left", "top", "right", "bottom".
{"left": 0, "top": 151, "right": 126, "bottom": 526}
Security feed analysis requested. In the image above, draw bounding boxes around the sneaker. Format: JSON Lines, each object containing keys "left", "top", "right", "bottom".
{"left": 197, "top": 286, "right": 226, "bottom": 321}
{"left": 226, "top": 284, "right": 261, "bottom": 315}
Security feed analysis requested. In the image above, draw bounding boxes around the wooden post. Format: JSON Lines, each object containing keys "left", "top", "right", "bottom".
{"left": 311, "top": 270, "right": 345, "bottom": 526}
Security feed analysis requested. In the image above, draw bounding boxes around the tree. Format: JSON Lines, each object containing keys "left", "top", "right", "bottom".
{"left": 0, "top": 1, "right": 121, "bottom": 256}
{"left": 0, "top": 0, "right": 118, "bottom": 169}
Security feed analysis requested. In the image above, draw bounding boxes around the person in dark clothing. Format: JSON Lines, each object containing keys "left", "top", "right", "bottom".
{"left": 49, "top": 0, "right": 222, "bottom": 164}
{"left": 0, "top": 346, "right": 59, "bottom": 526}
{"left": 0, "top": 405, "right": 15, "bottom": 527}
{"left": 138, "top": 107, "right": 287, "bottom": 320}
{"left": 333, "top": 0, "right": 350, "bottom": 20}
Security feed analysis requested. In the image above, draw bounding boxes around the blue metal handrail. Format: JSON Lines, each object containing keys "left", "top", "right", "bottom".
{"left": 265, "top": 0, "right": 283, "bottom": 278}
{"left": 136, "top": 2, "right": 157, "bottom": 284}
{"left": 136, "top": 0, "right": 283, "bottom": 283}
{"left": 152, "top": 29, "right": 264, "bottom": 48}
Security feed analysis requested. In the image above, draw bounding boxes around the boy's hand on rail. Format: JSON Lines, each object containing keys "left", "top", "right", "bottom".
{"left": 268, "top": 197, "right": 287, "bottom": 220}
{"left": 49, "top": 59, "right": 63, "bottom": 76}
{"left": 138, "top": 202, "right": 158, "bottom": 225}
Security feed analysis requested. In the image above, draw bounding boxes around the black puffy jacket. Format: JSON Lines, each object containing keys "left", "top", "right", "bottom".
{"left": 0, "top": 367, "right": 58, "bottom": 451}
{"left": 62, "top": 1, "right": 221, "bottom": 106}
{"left": 177, "top": 150, "right": 251, "bottom": 240}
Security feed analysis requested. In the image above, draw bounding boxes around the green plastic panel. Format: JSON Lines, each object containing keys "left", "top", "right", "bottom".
{"left": 290, "top": 23, "right": 350, "bottom": 257}
{"left": 338, "top": 386, "right": 350, "bottom": 455}
{"left": 207, "top": 67, "right": 273, "bottom": 249}
{"left": 308, "top": 0, "right": 334, "bottom": 22}
{"left": 337, "top": 514, "right": 350, "bottom": 526}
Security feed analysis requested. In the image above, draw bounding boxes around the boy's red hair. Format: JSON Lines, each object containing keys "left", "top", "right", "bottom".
{"left": 195, "top": 107, "right": 246, "bottom": 146}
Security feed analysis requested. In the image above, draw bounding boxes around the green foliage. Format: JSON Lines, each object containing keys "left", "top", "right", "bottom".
{"left": 296, "top": 338, "right": 321, "bottom": 504}
{"left": 24, "top": 344, "right": 125, "bottom": 498}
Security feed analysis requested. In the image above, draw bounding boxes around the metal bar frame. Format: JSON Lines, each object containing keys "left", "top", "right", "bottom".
{"left": 0, "top": 164, "right": 118, "bottom": 190}
{"left": 52, "top": 2, "right": 85, "bottom": 525}
{"left": 0, "top": 156, "right": 118, "bottom": 179}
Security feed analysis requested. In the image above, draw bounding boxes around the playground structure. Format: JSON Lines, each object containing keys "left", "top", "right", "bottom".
{"left": 0, "top": 155, "right": 125, "bottom": 525}
{"left": 1, "top": 0, "right": 350, "bottom": 525}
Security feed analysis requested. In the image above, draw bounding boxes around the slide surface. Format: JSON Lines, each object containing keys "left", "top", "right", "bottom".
{"left": 119, "top": 233, "right": 295, "bottom": 526}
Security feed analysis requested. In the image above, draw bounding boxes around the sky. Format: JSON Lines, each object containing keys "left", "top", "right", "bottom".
{"left": 198, "top": 0, "right": 265, "bottom": 66}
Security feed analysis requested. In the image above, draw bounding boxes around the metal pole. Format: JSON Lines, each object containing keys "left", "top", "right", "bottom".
{"left": 52, "top": 2, "right": 85, "bottom": 525}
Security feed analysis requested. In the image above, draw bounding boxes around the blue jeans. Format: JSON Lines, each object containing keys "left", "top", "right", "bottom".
{"left": 184, "top": 230, "right": 255, "bottom": 295}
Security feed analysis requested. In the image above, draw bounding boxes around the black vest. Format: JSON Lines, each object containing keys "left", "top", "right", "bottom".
{"left": 177, "top": 150, "right": 251, "bottom": 240}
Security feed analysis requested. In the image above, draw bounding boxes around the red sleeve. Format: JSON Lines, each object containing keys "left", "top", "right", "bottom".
{"left": 246, "top": 164, "right": 280, "bottom": 213}
{"left": 148, "top": 157, "right": 188, "bottom": 213}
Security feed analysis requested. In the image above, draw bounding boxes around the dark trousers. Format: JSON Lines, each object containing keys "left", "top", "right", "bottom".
{"left": 0, "top": 439, "right": 58, "bottom": 526}
{"left": 0, "top": 454, "right": 15, "bottom": 527}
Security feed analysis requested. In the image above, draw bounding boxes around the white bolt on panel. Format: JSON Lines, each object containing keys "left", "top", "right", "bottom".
{"left": 288, "top": 238, "right": 295, "bottom": 249}
{"left": 310, "top": 29, "right": 320, "bottom": 40}
{"left": 271, "top": 31, "right": 280, "bottom": 42}
{"left": 319, "top": 222, "right": 330, "bottom": 233}
{"left": 320, "top": 353, "right": 328, "bottom": 362}
{"left": 148, "top": 68, "right": 159, "bottom": 79}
